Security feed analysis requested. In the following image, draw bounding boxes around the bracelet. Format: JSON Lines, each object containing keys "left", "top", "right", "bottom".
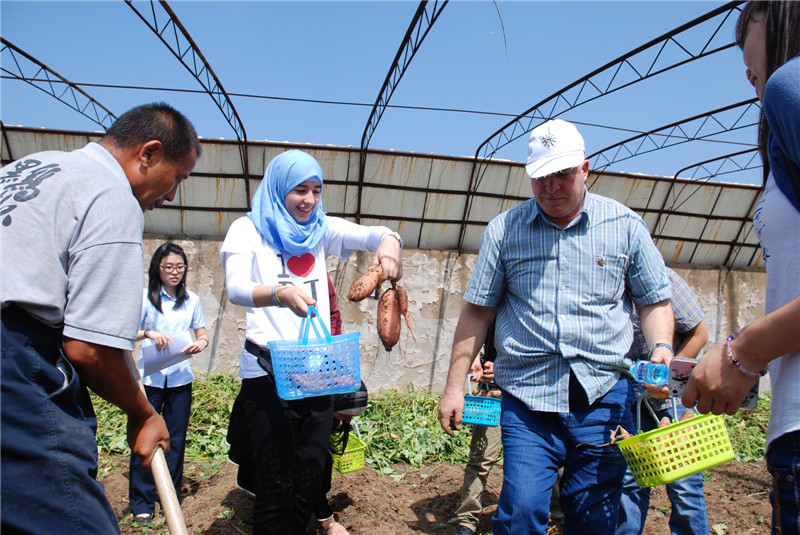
{"left": 200, "top": 338, "right": 209, "bottom": 349}
{"left": 726, "top": 332, "right": 767, "bottom": 378}
{"left": 144, "top": 329, "right": 151, "bottom": 339}
{"left": 271, "top": 285, "right": 285, "bottom": 308}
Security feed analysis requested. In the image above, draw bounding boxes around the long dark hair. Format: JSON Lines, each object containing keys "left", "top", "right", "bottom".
{"left": 735, "top": 1, "right": 800, "bottom": 184}
{"left": 148, "top": 242, "right": 189, "bottom": 312}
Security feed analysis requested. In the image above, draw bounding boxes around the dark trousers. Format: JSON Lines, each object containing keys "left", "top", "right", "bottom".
{"left": 228, "top": 375, "right": 333, "bottom": 535}
{"left": 128, "top": 382, "right": 193, "bottom": 515}
{"left": 1, "top": 306, "right": 120, "bottom": 534}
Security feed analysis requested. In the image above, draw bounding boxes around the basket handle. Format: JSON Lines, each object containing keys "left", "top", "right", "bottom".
{"left": 466, "top": 373, "right": 488, "bottom": 396}
{"left": 634, "top": 392, "right": 680, "bottom": 433}
{"left": 350, "top": 419, "right": 361, "bottom": 439}
{"left": 299, "top": 306, "right": 333, "bottom": 344}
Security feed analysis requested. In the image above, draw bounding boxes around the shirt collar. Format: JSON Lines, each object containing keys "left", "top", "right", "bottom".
{"left": 160, "top": 286, "right": 177, "bottom": 302}
{"left": 528, "top": 188, "right": 592, "bottom": 229}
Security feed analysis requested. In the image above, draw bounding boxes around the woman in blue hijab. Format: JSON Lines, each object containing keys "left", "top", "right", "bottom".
{"left": 220, "top": 150, "right": 403, "bottom": 535}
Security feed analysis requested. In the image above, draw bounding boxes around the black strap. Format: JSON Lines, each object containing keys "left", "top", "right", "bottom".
{"left": 244, "top": 339, "right": 273, "bottom": 375}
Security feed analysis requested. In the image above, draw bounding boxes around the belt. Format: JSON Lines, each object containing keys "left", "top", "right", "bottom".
{"left": 244, "top": 340, "right": 273, "bottom": 375}
{"left": 244, "top": 339, "right": 269, "bottom": 358}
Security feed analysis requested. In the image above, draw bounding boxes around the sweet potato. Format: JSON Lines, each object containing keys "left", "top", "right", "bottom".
{"left": 396, "top": 284, "right": 416, "bottom": 343}
{"left": 348, "top": 265, "right": 384, "bottom": 302}
{"left": 610, "top": 425, "right": 632, "bottom": 442}
{"left": 377, "top": 286, "right": 401, "bottom": 351}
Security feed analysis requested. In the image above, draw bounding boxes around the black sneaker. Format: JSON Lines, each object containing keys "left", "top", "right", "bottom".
{"left": 454, "top": 526, "right": 476, "bottom": 535}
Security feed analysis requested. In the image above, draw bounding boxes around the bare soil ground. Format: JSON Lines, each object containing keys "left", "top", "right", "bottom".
{"left": 103, "top": 455, "right": 772, "bottom": 534}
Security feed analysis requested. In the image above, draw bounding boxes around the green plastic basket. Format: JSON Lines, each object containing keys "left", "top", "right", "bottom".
{"left": 617, "top": 396, "right": 734, "bottom": 487}
{"left": 331, "top": 421, "right": 366, "bottom": 474}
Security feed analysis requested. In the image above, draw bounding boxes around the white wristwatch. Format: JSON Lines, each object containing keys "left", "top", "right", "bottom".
{"left": 381, "top": 231, "right": 404, "bottom": 248}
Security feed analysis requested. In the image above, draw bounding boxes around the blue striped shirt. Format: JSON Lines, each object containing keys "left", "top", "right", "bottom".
{"left": 628, "top": 267, "right": 704, "bottom": 412}
{"left": 464, "top": 191, "right": 671, "bottom": 412}
{"left": 628, "top": 267, "right": 703, "bottom": 361}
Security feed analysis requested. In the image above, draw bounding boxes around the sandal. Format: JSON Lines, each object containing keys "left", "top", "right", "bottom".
{"left": 134, "top": 513, "right": 153, "bottom": 526}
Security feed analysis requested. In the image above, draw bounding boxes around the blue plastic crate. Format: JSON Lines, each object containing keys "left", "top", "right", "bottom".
{"left": 463, "top": 394, "right": 501, "bottom": 427}
{"left": 462, "top": 374, "right": 501, "bottom": 426}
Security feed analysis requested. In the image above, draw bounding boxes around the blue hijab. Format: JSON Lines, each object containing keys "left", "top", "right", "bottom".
{"left": 246, "top": 150, "right": 329, "bottom": 256}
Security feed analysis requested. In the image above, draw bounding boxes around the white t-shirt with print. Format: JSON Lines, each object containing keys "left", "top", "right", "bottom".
{"left": 753, "top": 173, "right": 800, "bottom": 450}
{"left": 220, "top": 215, "right": 392, "bottom": 379}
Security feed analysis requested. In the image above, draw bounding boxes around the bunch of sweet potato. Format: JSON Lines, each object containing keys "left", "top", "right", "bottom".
{"left": 347, "top": 265, "right": 414, "bottom": 351}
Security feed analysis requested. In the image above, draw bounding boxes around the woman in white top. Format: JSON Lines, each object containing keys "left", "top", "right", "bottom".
{"left": 221, "top": 149, "right": 402, "bottom": 535}
{"left": 129, "top": 242, "right": 208, "bottom": 525}
{"left": 683, "top": 3, "right": 800, "bottom": 533}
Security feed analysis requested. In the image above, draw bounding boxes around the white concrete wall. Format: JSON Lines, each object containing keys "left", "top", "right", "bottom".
{"left": 142, "top": 236, "right": 768, "bottom": 394}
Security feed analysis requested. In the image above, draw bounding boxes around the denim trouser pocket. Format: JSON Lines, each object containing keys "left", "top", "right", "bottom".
{"left": 767, "top": 431, "right": 800, "bottom": 535}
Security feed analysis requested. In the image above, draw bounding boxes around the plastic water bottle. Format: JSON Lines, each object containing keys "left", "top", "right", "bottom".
{"left": 629, "top": 361, "right": 669, "bottom": 386}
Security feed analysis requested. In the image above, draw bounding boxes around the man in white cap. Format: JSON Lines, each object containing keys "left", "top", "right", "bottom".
{"left": 439, "top": 119, "right": 675, "bottom": 535}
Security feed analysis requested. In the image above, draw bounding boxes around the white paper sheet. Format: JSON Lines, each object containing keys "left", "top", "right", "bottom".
{"left": 141, "top": 331, "right": 194, "bottom": 377}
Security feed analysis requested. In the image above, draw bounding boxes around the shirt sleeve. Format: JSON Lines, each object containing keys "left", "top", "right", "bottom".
{"left": 764, "top": 57, "right": 800, "bottom": 210}
{"left": 62, "top": 187, "right": 144, "bottom": 350}
{"left": 465, "top": 213, "right": 508, "bottom": 307}
{"left": 764, "top": 58, "right": 800, "bottom": 172}
{"left": 220, "top": 218, "right": 258, "bottom": 307}
{"left": 324, "top": 217, "right": 394, "bottom": 258}
{"left": 190, "top": 292, "right": 206, "bottom": 329}
{"left": 666, "top": 270, "right": 703, "bottom": 334}
{"left": 625, "top": 216, "right": 671, "bottom": 306}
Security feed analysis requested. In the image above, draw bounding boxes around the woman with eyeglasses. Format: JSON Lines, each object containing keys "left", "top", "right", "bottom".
{"left": 129, "top": 242, "right": 209, "bottom": 525}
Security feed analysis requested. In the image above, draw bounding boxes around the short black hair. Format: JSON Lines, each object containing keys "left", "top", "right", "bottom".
{"left": 103, "top": 102, "right": 202, "bottom": 160}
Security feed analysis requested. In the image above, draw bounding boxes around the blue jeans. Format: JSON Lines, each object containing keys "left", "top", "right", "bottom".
{"left": 493, "top": 375, "right": 633, "bottom": 535}
{"left": 129, "top": 382, "right": 193, "bottom": 515}
{"left": 617, "top": 396, "right": 709, "bottom": 535}
{"left": 767, "top": 430, "right": 800, "bottom": 535}
{"left": 1, "top": 306, "right": 120, "bottom": 534}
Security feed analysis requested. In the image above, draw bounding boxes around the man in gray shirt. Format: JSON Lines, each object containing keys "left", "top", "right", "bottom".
{"left": 1, "top": 102, "right": 201, "bottom": 534}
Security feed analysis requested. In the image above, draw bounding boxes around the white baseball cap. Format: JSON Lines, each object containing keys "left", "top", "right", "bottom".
{"left": 525, "top": 119, "right": 586, "bottom": 179}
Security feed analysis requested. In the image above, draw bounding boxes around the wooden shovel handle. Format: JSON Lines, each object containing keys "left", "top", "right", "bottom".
{"left": 124, "top": 350, "right": 189, "bottom": 535}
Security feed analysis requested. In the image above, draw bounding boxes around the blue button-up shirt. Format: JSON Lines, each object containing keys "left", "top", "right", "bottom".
{"left": 464, "top": 191, "right": 671, "bottom": 412}
{"left": 628, "top": 267, "right": 704, "bottom": 411}
{"left": 139, "top": 287, "right": 205, "bottom": 387}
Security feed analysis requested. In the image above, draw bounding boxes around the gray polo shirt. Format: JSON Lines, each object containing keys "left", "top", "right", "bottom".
{"left": 1, "top": 142, "right": 144, "bottom": 350}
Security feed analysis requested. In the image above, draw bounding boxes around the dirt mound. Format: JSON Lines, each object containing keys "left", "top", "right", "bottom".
{"left": 103, "top": 455, "right": 772, "bottom": 534}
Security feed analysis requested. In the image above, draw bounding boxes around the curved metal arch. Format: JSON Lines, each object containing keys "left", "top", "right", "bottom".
{"left": 671, "top": 148, "right": 762, "bottom": 268}
{"left": 125, "top": 0, "right": 250, "bottom": 191}
{"left": 672, "top": 148, "right": 760, "bottom": 181}
{"left": 456, "top": 0, "right": 745, "bottom": 251}
{"left": 475, "top": 1, "right": 745, "bottom": 162}
{"left": 0, "top": 38, "right": 116, "bottom": 130}
{"left": 589, "top": 98, "right": 759, "bottom": 172}
{"left": 360, "top": 0, "right": 449, "bottom": 152}
{"left": 356, "top": 0, "right": 448, "bottom": 224}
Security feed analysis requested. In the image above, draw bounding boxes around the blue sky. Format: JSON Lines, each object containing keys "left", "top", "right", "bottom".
{"left": 1, "top": 1, "right": 760, "bottom": 183}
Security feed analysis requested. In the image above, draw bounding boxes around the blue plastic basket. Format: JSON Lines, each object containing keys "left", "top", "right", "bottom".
{"left": 462, "top": 375, "right": 501, "bottom": 427}
{"left": 268, "top": 306, "right": 361, "bottom": 400}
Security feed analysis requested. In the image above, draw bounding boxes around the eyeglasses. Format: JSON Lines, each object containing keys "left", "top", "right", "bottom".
{"left": 159, "top": 264, "right": 186, "bottom": 273}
